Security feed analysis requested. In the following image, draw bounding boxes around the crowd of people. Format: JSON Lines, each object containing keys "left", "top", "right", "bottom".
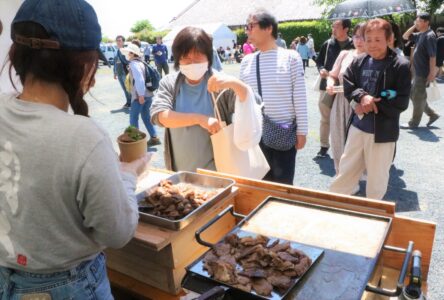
{"left": 0, "top": 0, "right": 443, "bottom": 298}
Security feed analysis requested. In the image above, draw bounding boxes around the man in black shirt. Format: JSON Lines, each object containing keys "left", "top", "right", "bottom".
{"left": 402, "top": 13, "right": 439, "bottom": 128}
{"left": 315, "top": 19, "right": 353, "bottom": 158}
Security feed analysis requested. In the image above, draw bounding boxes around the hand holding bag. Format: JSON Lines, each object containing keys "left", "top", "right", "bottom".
{"left": 210, "top": 90, "right": 270, "bottom": 179}
{"left": 427, "top": 80, "right": 441, "bottom": 102}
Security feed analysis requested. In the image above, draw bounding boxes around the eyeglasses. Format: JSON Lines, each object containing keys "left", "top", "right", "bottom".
{"left": 245, "top": 22, "right": 259, "bottom": 31}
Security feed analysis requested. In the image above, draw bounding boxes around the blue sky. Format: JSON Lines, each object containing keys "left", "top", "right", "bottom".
{"left": 86, "top": 0, "right": 195, "bottom": 38}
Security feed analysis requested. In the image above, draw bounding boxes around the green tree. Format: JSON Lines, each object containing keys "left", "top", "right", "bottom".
{"left": 130, "top": 19, "right": 154, "bottom": 33}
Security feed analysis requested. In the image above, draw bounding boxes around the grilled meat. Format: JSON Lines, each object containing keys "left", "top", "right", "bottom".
{"left": 202, "top": 234, "right": 312, "bottom": 296}
{"left": 140, "top": 180, "right": 219, "bottom": 220}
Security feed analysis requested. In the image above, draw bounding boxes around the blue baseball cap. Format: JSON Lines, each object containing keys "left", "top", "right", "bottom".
{"left": 11, "top": 0, "right": 102, "bottom": 51}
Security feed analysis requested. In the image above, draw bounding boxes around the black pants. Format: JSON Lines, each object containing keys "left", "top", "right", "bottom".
{"left": 302, "top": 59, "right": 309, "bottom": 70}
{"left": 155, "top": 61, "right": 169, "bottom": 78}
{"left": 260, "top": 140, "right": 296, "bottom": 185}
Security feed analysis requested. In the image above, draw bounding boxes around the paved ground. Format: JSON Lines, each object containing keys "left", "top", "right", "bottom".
{"left": 88, "top": 62, "right": 444, "bottom": 299}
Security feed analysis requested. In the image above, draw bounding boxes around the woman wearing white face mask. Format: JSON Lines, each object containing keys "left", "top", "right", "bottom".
{"left": 151, "top": 27, "right": 260, "bottom": 171}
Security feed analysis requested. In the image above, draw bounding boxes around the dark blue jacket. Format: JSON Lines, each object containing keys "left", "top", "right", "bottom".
{"left": 152, "top": 43, "right": 168, "bottom": 64}
{"left": 343, "top": 48, "right": 411, "bottom": 143}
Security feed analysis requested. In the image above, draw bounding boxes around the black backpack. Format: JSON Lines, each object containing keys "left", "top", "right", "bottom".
{"left": 140, "top": 60, "right": 161, "bottom": 92}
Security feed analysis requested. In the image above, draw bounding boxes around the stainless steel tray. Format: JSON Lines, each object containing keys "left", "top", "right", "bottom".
{"left": 137, "top": 171, "right": 235, "bottom": 231}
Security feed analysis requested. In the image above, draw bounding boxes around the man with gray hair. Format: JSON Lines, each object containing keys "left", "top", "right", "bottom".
{"left": 240, "top": 9, "right": 308, "bottom": 184}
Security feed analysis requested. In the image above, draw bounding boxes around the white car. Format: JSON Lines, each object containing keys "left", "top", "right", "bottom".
{"left": 99, "top": 43, "right": 116, "bottom": 65}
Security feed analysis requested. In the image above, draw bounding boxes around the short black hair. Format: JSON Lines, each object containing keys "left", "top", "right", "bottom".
{"left": 418, "top": 12, "right": 431, "bottom": 22}
{"left": 115, "top": 35, "right": 125, "bottom": 42}
{"left": 248, "top": 9, "right": 278, "bottom": 39}
{"left": 341, "top": 19, "right": 352, "bottom": 30}
{"left": 172, "top": 26, "right": 213, "bottom": 71}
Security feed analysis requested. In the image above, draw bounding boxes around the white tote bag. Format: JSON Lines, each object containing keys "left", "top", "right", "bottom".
{"left": 313, "top": 40, "right": 330, "bottom": 92}
{"left": 312, "top": 75, "right": 322, "bottom": 91}
{"left": 427, "top": 81, "right": 441, "bottom": 102}
{"left": 210, "top": 89, "right": 269, "bottom": 180}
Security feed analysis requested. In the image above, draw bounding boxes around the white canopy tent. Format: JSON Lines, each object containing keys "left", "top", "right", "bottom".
{"left": 162, "top": 23, "right": 236, "bottom": 60}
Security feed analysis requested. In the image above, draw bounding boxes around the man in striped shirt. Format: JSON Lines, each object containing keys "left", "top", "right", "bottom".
{"left": 240, "top": 9, "right": 308, "bottom": 184}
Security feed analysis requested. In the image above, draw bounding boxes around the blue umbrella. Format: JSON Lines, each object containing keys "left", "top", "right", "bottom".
{"left": 328, "top": 0, "right": 416, "bottom": 19}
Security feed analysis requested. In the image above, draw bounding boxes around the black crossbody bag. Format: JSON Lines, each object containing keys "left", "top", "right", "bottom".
{"left": 256, "top": 53, "right": 297, "bottom": 151}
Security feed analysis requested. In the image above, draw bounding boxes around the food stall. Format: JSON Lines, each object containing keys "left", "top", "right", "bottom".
{"left": 106, "top": 169, "right": 435, "bottom": 300}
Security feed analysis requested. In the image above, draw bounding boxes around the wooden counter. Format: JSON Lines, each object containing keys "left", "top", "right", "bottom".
{"left": 106, "top": 180, "right": 238, "bottom": 295}
{"left": 107, "top": 169, "right": 436, "bottom": 300}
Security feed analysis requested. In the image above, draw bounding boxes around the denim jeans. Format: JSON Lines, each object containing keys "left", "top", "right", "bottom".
{"left": 117, "top": 73, "right": 131, "bottom": 106}
{"left": 260, "top": 140, "right": 296, "bottom": 185}
{"left": 0, "top": 253, "right": 113, "bottom": 300}
{"left": 130, "top": 97, "right": 157, "bottom": 138}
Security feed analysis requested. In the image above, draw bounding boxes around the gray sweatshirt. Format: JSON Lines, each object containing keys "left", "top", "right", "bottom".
{"left": 0, "top": 93, "right": 139, "bottom": 272}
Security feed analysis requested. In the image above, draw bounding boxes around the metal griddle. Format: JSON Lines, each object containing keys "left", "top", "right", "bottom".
{"left": 137, "top": 171, "right": 234, "bottom": 231}
{"left": 182, "top": 196, "right": 394, "bottom": 300}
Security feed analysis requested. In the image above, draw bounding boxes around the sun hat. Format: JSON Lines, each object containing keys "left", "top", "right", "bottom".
{"left": 11, "top": 0, "right": 108, "bottom": 63}
{"left": 120, "top": 43, "right": 143, "bottom": 58}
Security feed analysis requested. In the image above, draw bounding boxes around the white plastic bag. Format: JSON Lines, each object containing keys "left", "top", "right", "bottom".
{"left": 210, "top": 89, "right": 269, "bottom": 180}
{"left": 233, "top": 86, "right": 262, "bottom": 151}
{"left": 313, "top": 75, "right": 322, "bottom": 91}
{"left": 427, "top": 81, "right": 441, "bottom": 102}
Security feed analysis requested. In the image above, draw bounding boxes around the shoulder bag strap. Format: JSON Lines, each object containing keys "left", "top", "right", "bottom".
{"left": 256, "top": 53, "right": 262, "bottom": 97}
{"left": 324, "top": 39, "right": 330, "bottom": 66}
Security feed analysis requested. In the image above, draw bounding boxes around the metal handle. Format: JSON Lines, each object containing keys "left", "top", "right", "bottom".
{"left": 195, "top": 286, "right": 227, "bottom": 300}
{"left": 195, "top": 204, "right": 245, "bottom": 248}
{"left": 365, "top": 241, "right": 414, "bottom": 297}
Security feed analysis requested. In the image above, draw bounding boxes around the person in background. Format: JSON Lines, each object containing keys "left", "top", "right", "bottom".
{"left": 330, "top": 19, "right": 411, "bottom": 200}
{"left": 326, "top": 23, "right": 366, "bottom": 173}
{"left": 389, "top": 23, "right": 404, "bottom": 57}
{"left": 402, "top": 12, "right": 439, "bottom": 128}
{"left": 144, "top": 42, "right": 151, "bottom": 63}
{"left": 217, "top": 46, "right": 226, "bottom": 62}
{"left": 276, "top": 32, "right": 287, "bottom": 48}
{"left": 150, "top": 27, "right": 260, "bottom": 172}
{"left": 114, "top": 35, "right": 131, "bottom": 108}
{"left": 289, "top": 37, "right": 300, "bottom": 50}
{"left": 152, "top": 36, "right": 169, "bottom": 78}
{"left": 0, "top": 0, "right": 149, "bottom": 298}
{"left": 307, "top": 33, "right": 316, "bottom": 65}
{"left": 243, "top": 37, "right": 256, "bottom": 55}
{"left": 241, "top": 9, "right": 308, "bottom": 184}
{"left": 234, "top": 45, "right": 243, "bottom": 63}
{"left": 436, "top": 27, "right": 444, "bottom": 81}
{"left": 225, "top": 46, "right": 233, "bottom": 64}
{"left": 121, "top": 43, "right": 161, "bottom": 146}
{"left": 296, "top": 36, "right": 310, "bottom": 71}
{"left": 315, "top": 19, "right": 353, "bottom": 158}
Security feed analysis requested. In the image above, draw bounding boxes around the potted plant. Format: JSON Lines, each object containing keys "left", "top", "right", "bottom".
{"left": 117, "top": 126, "right": 147, "bottom": 162}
